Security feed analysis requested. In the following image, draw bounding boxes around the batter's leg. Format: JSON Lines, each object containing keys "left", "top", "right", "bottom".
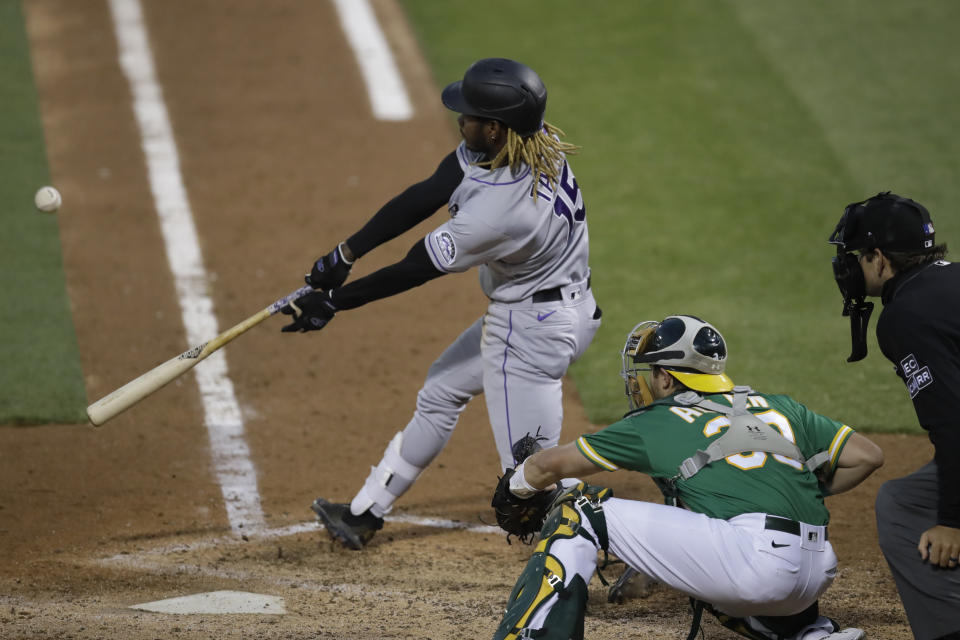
{"left": 876, "top": 461, "right": 960, "bottom": 640}
{"left": 481, "top": 309, "right": 569, "bottom": 469}
{"left": 348, "top": 317, "right": 485, "bottom": 517}
{"left": 481, "top": 295, "right": 601, "bottom": 469}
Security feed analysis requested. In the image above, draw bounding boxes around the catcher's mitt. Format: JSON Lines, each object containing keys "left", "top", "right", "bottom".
{"left": 491, "top": 469, "right": 559, "bottom": 544}
{"left": 492, "top": 429, "right": 556, "bottom": 543}
{"left": 511, "top": 427, "right": 548, "bottom": 466}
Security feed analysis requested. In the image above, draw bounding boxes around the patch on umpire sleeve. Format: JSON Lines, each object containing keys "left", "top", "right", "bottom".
{"left": 436, "top": 231, "right": 457, "bottom": 265}
{"left": 901, "top": 354, "right": 934, "bottom": 398}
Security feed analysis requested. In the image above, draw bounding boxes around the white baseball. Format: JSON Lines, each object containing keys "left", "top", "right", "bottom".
{"left": 35, "top": 186, "right": 62, "bottom": 213}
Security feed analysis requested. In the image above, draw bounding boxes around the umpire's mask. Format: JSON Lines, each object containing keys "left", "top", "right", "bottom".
{"left": 828, "top": 192, "right": 935, "bottom": 362}
{"left": 828, "top": 198, "right": 873, "bottom": 363}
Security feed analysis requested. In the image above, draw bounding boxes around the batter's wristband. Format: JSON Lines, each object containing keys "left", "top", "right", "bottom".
{"left": 337, "top": 242, "right": 356, "bottom": 265}
{"left": 509, "top": 462, "right": 539, "bottom": 498}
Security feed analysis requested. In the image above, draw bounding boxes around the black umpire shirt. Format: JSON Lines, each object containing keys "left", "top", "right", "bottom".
{"left": 877, "top": 259, "right": 960, "bottom": 528}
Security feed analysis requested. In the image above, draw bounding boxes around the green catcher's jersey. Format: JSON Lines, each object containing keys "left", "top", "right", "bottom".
{"left": 576, "top": 391, "right": 854, "bottom": 524}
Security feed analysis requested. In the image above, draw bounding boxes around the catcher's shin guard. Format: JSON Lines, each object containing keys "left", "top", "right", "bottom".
{"left": 350, "top": 432, "right": 423, "bottom": 517}
{"left": 493, "top": 484, "right": 612, "bottom": 640}
{"left": 704, "top": 601, "right": 828, "bottom": 640}
{"left": 705, "top": 605, "right": 776, "bottom": 640}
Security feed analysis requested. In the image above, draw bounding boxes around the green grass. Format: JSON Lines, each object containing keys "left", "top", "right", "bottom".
{"left": 401, "top": 0, "right": 960, "bottom": 432}
{"left": 7, "top": 1, "right": 957, "bottom": 429}
{"left": 0, "top": 0, "right": 87, "bottom": 423}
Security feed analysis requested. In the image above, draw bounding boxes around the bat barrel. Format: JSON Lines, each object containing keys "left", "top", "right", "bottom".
{"left": 86, "top": 349, "right": 199, "bottom": 425}
{"left": 85, "top": 284, "right": 312, "bottom": 426}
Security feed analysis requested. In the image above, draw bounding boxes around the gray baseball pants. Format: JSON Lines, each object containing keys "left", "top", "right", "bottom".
{"left": 876, "top": 460, "right": 960, "bottom": 640}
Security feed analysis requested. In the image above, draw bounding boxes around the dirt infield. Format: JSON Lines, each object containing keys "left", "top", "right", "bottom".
{"left": 2, "top": 1, "right": 927, "bottom": 638}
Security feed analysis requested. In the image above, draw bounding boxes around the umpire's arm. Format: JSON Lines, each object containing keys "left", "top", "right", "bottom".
{"left": 820, "top": 432, "right": 884, "bottom": 495}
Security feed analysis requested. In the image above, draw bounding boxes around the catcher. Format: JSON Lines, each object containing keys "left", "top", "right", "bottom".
{"left": 490, "top": 314, "right": 884, "bottom": 640}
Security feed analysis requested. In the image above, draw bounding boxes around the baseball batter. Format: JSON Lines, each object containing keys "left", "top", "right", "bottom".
{"left": 492, "top": 315, "right": 883, "bottom": 640}
{"left": 280, "top": 58, "right": 601, "bottom": 549}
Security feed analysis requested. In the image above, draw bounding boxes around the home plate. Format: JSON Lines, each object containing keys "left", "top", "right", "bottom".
{"left": 130, "top": 590, "right": 286, "bottom": 614}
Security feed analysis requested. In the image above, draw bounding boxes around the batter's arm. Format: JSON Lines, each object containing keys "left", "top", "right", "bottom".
{"left": 345, "top": 151, "right": 463, "bottom": 259}
{"left": 329, "top": 240, "right": 445, "bottom": 311}
{"left": 820, "top": 432, "right": 884, "bottom": 495}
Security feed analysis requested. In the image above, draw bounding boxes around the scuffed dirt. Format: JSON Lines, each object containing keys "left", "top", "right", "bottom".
{"left": 1, "top": 1, "right": 925, "bottom": 638}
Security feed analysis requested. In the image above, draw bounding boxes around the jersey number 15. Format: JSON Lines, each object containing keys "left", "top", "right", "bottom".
{"left": 552, "top": 162, "right": 585, "bottom": 237}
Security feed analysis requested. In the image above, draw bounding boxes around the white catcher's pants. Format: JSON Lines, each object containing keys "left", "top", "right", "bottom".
{"left": 525, "top": 498, "right": 839, "bottom": 637}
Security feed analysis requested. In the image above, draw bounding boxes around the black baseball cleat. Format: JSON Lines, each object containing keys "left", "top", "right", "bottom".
{"left": 310, "top": 497, "right": 384, "bottom": 550}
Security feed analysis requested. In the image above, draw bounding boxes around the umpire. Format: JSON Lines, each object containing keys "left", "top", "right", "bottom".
{"left": 828, "top": 191, "right": 960, "bottom": 640}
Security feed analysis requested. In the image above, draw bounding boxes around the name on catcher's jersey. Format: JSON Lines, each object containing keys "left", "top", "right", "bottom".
{"left": 576, "top": 392, "right": 855, "bottom": 524}
{"left": 424, "top": 141, "right": 590, "bottom": 303}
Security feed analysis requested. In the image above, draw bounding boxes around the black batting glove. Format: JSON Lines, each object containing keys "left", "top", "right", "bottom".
{"left": 307, "top": 243, "right": 353, "bottom": 291}
{"left": 280, "top": 290, "right": 337, "bottom": 333}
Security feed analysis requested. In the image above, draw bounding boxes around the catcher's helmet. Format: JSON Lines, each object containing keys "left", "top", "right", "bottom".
{"left": 621, "top": 315, "right": 734, "bottom": 399}
{"left": 441, "top": 58, "right": 547, "bottom": 137}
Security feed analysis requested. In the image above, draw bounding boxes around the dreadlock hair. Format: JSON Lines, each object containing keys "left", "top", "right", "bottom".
{"left": 477, "top": 122, "right": 580, "bottom": 199}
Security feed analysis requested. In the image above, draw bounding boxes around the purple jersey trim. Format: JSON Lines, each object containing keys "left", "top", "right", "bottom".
{"left": 469, "top": 167, "right": 531, "bottom": 186}
{"left": 456, "top": 142, "right": 532, "bottom": 185}
{"left": 502, "top": 310, "right": 516, "bottom": 462}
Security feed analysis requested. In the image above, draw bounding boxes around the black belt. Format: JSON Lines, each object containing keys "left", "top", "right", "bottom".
{"left": 532, "top": 276, "right": 591, "bottom": 303}
{"left": 764, "top": 515, "right": 828, "bottom": 540}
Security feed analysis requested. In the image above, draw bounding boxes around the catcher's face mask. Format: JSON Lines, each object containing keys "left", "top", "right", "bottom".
{"left": 621, "top": 321, "right": 659, "bottom": 411}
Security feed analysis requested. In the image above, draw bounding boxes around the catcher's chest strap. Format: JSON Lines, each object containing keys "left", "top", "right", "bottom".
{"left": 673, "top": 387, "right": 830, "bottom": 481}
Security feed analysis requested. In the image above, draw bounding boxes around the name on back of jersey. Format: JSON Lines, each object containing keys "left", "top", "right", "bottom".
{"left": 532, "top": 160, "right": 586, "bottom": 239}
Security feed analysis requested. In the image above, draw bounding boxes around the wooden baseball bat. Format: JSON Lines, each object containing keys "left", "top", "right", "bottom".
{"left": 86, "top": 284, "right": 314, "bottom": 426}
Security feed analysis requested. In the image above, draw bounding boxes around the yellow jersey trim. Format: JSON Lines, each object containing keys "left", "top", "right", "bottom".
{"left": 828, "top": 425, "right": 854, "bottom": 468}
{"left": 576, "top": 436, "right": 618, "bottom": 471}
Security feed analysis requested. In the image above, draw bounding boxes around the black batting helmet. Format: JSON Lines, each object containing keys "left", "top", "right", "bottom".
{"left": 441, "top": 58, "right": 547, "bottom": 137}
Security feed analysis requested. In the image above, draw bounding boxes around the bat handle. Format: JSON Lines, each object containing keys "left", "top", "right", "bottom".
{"left": 268, "top": 284, "right": 315, "bottom": 315}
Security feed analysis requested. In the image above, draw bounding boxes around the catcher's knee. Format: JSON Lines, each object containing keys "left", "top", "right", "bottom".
{"left": 493, "top": 550, "right": 589, "bottom": 640}
{"left": 493, "top": 490, "right": 611, "bottom": 640}
{"left": 548, "top": 482, "right": 613, "bottom": 552}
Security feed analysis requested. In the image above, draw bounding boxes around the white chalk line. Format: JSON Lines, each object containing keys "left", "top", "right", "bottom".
{"left": 108, "top": 0, "right": 264, "bottom": 534}
{"left": 108, "top": 0, "right": 415, "bottom": 536}
{"left": 331, "top": 0, "right": 413, "bottom": 120}
{"left": 95, "top": 516, "right": 501, "bottom": 585}
{"left": 100, "top": 515, "right": 500, "bottom": 563}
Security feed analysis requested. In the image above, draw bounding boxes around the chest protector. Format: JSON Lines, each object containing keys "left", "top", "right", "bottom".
{"left": 672, "top": 386, "right": 832, "bottom": 482}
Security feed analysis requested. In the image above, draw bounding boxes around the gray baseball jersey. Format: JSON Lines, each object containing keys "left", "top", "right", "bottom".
{"left": 349, "top": 139, "right": 601, "bottom": 522}
{"left": 425, "top": 142, "right": 589, "bottom": 303}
